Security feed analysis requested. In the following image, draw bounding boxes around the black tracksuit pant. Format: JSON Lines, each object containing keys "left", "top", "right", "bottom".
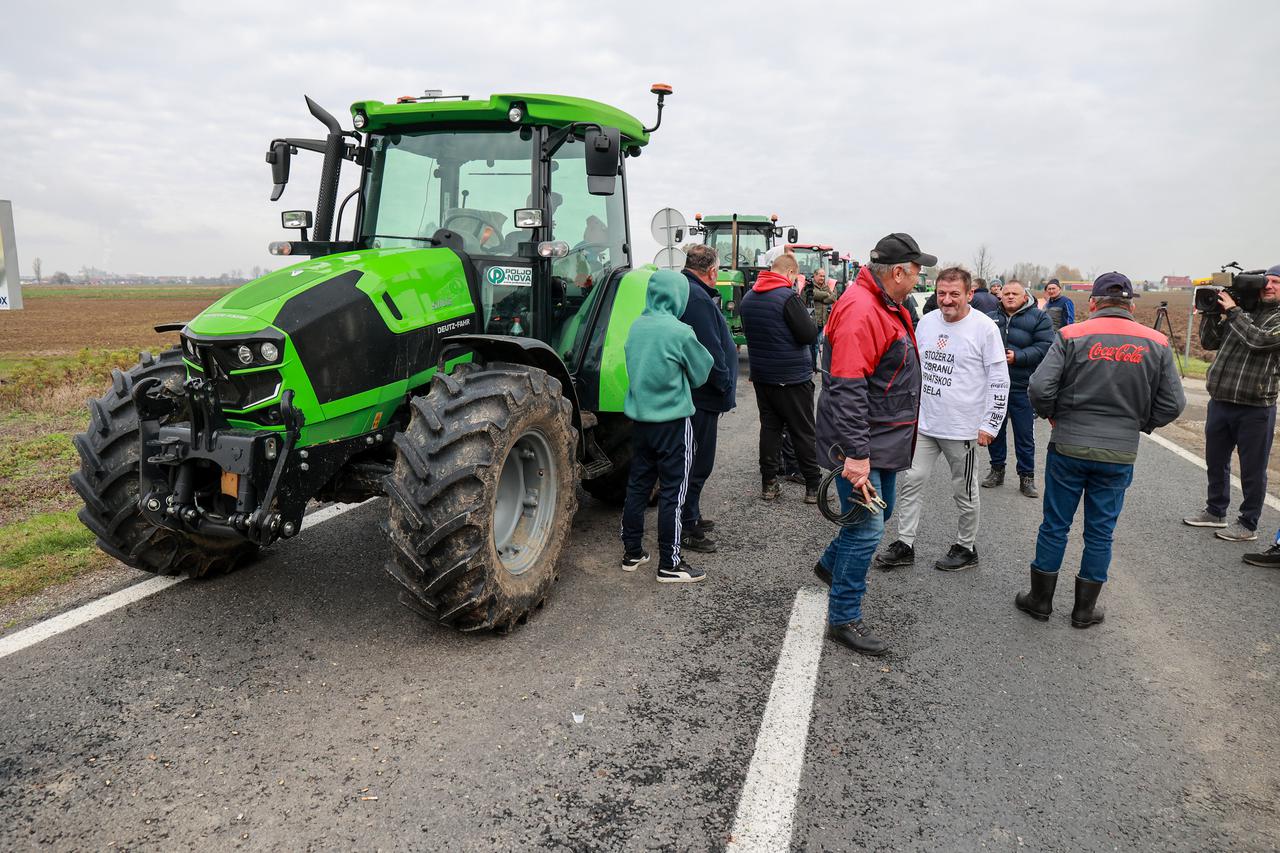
{"left": 681, "top": 408, "right": 719, "bottom": 528}
{"left": 1205, "top": 399, "right": 1277, "bottom": 531}
{"left": 753, "top": 379, "right": 820, "bottom": 488}
{"left": 621, "top": 417, "right": 693, "bottom": 568}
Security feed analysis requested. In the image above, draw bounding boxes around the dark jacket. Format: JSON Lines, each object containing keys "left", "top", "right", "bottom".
{"left": 816, "top": 266, "right": 921, "bottom": 471}
{"left": 970, "top": 287, "right": 1000, "bottom": 315}
{"left": 1200, "top": 302, "right": 1280, "bottom": 407}
{"left": 1029, "top": 307, "right": 1186, "bottom": 455}
{"left": 679, "top": 269, "right": 738, "bottom": 412}
{"left": 1043, "top": 294, "right": 1076, "bottom": 329}
{"left": 740, "top": 271, "right": 818, "bottom": 385}
{"left": 989, "top": 299, "right": 1055, "bottom": 390}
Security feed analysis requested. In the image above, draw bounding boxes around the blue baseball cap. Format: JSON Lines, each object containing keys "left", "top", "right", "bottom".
{"left": 1090, "top": 271, "right": 1138, "bottom": 299}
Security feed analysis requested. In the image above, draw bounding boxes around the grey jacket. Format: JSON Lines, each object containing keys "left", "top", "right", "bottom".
{"left": 1029, "top": 307, "right": 1186, "bottom": 454}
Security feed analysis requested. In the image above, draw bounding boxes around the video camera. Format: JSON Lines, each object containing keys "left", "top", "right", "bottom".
{"left": 1195, "top": 262, "right": 1267, "bottom": 314}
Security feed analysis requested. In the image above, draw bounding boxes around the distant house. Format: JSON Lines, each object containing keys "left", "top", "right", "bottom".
{"left": 1161, "top": 275, "right": 1193, "bottom": 289}
{"left": 1061, "top": 280, "right": 1092, "bottom": 292}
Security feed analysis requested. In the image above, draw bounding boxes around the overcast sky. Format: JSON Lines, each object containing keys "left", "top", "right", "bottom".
{"left": 1, "top": 0, "right": 1276, "bottom": 282}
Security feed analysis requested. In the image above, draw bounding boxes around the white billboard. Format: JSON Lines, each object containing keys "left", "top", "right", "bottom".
{"left": 0, "top": 200, "right": 21, "bottom": 310}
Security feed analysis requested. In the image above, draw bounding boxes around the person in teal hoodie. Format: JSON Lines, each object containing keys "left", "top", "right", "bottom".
{"left": 620, "top": 269, "right": 715, "bottom": 583}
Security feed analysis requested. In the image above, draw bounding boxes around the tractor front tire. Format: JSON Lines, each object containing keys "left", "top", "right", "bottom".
{"left": 70, "top": 349, "right": 259, "bottom": 577}
{"left": 384, "top": 362, "right": 578, "bottom": 632}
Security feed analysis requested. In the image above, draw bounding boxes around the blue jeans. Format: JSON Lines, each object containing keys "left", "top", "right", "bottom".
{"left": 1032, "top": 448, "right": 1134, "bottom": 583}
{"left": 989, "top": 388, "right": 1035, "bottom": 476}
{"left": 818, "top": 469, "right": 897, "bottom": 626}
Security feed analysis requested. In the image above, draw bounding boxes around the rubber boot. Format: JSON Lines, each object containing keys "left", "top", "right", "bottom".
{"left": 1014, "top": 567, "right": 1057, "bottom": 621}
{"left": 981, "top": 466, "right": 1005, "bottom": 488}
{"left": 1070, "top": 577, "right": 1106, "bottom": 628}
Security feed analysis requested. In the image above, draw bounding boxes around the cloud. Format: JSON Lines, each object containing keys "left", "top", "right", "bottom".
{"left": 1, "top": 0, "right": 1277, "bottom": 279}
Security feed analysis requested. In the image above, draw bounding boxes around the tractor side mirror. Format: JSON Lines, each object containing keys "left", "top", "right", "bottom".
{"left": 584, "top": 126, "right": 620, "bottom": 196}
{"left": 267, "top": 140, "right": 292, "bottom": 201}
{"left": 787, "top": 227, "right": 799, "bottom": 243}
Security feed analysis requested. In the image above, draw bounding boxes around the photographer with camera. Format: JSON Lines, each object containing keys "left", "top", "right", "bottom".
{"left": 1182, "top": 264, "right": 1280, "bottom": 543}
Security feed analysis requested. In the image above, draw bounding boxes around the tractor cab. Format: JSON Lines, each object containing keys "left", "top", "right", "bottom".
{"left": 690, "top": 213, "right": 797, "bottom": 345}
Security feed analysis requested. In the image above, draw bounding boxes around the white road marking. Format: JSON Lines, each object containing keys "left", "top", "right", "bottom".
{"left": 727, "top": 587, "right": 829, "bottom": 852}
{"left": 0, "top": 498, "right": 376, "bottom": 660}
{"left": 1143, "top": 432, "right": 1280, "bottom": 513}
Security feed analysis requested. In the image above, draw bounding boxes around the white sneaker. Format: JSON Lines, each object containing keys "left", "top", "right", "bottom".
{"left": 1215, "top": 523, "right": 1258, "bottom": 542}
{"left": 1183, "top": 511, "right": 1227, "bottom": 528}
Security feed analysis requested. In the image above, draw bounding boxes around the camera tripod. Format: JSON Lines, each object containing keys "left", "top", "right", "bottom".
{"left": 1152, "top": 301, "right": 1185, "bottom": 377}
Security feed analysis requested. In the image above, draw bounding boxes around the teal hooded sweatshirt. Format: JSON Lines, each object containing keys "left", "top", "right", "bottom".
{"left": 624, "top": 269, "right": 714, "bottom": 423}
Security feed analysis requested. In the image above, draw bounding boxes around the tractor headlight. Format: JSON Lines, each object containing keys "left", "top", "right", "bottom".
{"left": 259, "top": 342, "right": 280, "bottom": 363}
{"left": 507, "top": 105, "right": 524, "bottom": 123}
{"left": 235, "top": 345, "right": 254, "bottom": 365}
{"left": 352, "top": 111, "right": 367, "bottom": 130}
{"left": 537, "top": 240, "right": 569, "bottom": 259}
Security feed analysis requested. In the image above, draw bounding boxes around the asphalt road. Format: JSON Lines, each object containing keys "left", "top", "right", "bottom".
{"left": 3, "top": 356, "right": 1279, "bottom": 852}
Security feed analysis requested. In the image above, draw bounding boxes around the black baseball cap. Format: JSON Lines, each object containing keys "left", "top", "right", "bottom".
{"left": 869, "top": 232, "right": 937, "bottom": 267}
{"left": 1047, "top": 278, "right": 1061, "bottom": 286}
{"left": 1090, "top": 271, "right": 1139, "bottom": 299}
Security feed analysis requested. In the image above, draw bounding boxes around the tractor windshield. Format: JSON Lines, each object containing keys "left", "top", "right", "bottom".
{"left": 792, "top": 249, "right": 827, "bottom": 278}
{"left": 362, "top": 129, "right": 535, "bottom": 256}
{"left": 705, "top": 226, "right": 771, "bottom": 269}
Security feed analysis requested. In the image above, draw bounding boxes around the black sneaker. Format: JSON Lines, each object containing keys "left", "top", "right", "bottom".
{"left": 657, "top": 561, "right": 706, "bottom": 583}
{"left": 621, "top": 550, "right": 650, "bottom": 572}
{"left": 813, "top": 560, "right": 832, "bottom": 586}
{"left": 681, "top": 531, "right": 718, "bottom": 553}
{"left": 873, "top": 540, "right": 915, "bottom": 571}
{"left": 693, "top": 518, "right": 716, "bottom": 534}
{"left": 1243, "top": 543, "right": 1280, "bottom": 568}
{"left": 761, "top": 479, "right": 781, "bottom": 501}
{"left": 828, "top": 620, "right": 888, "bottom": 656}
{"left": 934, "top": 543, "right": 979, "bottom": 572}
{"left": 785, "top": 472, "right": 806, "bottom": 485}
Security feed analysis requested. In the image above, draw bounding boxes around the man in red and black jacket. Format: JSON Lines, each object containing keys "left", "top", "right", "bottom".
{"left": 813, "top": 233, "right": 933, "bottom": 656}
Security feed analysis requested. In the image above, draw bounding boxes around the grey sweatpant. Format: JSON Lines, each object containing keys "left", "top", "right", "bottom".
{"left": 895, "top": 434, "right": 980, "bottom": 550}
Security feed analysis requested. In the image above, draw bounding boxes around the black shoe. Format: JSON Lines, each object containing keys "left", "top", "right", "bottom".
{"left": 804, "top": 486, "right": 818, "bottom": 505}
{"left": 621, "top": 550, "right": 650, "bottom": 572}
{"left": 873, "top": 540, "right": 915, "bottom": 571}
{"left": 1015, "top": 567, "right": 1058, "bottom": 620}
{"left": 785, "top": 472, "right": 806, "bottom": 485}
{"left": 981, "top": 466, "right": 1005, "bottom": 489}
{"left": 693, "top": 518, "right": 716, "bottom": 535}
{"left": 1070, "top": 577, "right": 1105, "bottom": 628}
{"left": 813, "top": 560, "right": 832, "bottom": 586}
{"left": 828, "top": 620, "right": 888, "bottom": 656}
{"left": 681, "top": 531, "right": 718, "bottom": 553}
{"left": 761, "top": 479, "right": 781, "bottom": 501}
{"left": 1243, "top": 543, "right": 1280, "bottom": 568}
{"left": 657, "top": 561, "right": 706, "bottom": 584}
{"left": 1019, "top": 475, "right": 1039, "bottom": 499}
{"left": 934, "top": 544, "right": 979, "bottom": 572}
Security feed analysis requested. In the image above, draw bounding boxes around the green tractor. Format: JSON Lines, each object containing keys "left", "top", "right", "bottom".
{"left": 689, "top": 213, "right": 797, "bottom": 345}
{"left": 71, "top": 85, "right": 675, "bottom": 632}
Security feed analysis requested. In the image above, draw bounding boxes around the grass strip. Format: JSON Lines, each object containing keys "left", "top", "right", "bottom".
{"left": 0, "top": 510, "right": 112, "bottom": 608}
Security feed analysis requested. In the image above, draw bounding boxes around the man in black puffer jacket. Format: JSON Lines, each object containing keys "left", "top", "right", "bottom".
{"left": 983, "top": 280, "right": 1054, "bottom": 497}
{"left": 740, "top": 251, "right": 820, "bottom": 502}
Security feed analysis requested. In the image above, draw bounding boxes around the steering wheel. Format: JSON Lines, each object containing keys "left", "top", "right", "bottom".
{"left": 442, "top": 211, "right": 502, "bottom": 250}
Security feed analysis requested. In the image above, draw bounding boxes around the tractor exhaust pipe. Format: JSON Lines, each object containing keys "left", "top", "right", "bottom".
{"left": 306, "top": 95, "right": 345, "bottom": 243}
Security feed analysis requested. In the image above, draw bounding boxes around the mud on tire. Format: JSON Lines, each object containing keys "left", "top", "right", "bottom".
{"left": 384, "top": 361, "right": 578, "bottom": 632}
{"left": 70, "top": 349, "right": 259, "bottom": 577}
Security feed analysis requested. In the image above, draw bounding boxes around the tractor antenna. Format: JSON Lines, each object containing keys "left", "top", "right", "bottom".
{"left": 644, "top": 84, "right": 673, "bottom": 134}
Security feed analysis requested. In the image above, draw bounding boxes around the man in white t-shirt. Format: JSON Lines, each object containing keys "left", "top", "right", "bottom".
{"left": 873, "top": 267, "right": 1010, "bottom": 572}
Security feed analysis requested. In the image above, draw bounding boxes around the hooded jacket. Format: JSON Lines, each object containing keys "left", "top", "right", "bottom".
{"left": 969, "top": 286, "right": 1000, "bottom": 315}
{"left": 739, "top": 270, "right": 819, "bottom": 384}
{"left": 680, "top": 269, "right": 738, "bottom": 413}
{"left": 1029, "top": 306, "right": 1186, "bottom": 459}
{"left": 624, "top": 269, "right": 714, "bottom": 423}
{"left": 988, "top": 297, "right": 1055, "bottom": 390}
{"left": 815, "top": 266, "right": 921, "bottom": 471}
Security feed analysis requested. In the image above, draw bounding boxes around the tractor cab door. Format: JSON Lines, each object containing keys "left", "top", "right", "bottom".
{"left": 544, "top": 140, "right": 629, "bottom": 366}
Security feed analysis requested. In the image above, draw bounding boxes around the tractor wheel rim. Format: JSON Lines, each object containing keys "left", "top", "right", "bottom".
{"left": 493, "top": 429, "right": 557, "bottom": 577}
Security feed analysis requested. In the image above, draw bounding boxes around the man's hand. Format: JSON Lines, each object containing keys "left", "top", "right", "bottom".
{"left": 842, "top": 456, "right": 870, "bottom": 487}
{"left": 1006, "top": 349, "right": 1016, "bottom": 365}
{"left": 1218, "top": 290, "right": 1238, "bottom": 312}
{"left": 977, "top": 430, "right": 995, "bottom": 447}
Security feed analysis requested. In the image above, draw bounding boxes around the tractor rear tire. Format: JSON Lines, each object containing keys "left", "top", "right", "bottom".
{"left": 384, "top": 361, "right": 578, "bottom": 632}
{"left": 70, "top": 349, "right": 260, "bottom": 577}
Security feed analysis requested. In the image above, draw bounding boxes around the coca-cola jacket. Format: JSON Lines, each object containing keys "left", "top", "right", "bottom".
{"left": 1028, "top": 306, "right": 1186, "bottom": 456}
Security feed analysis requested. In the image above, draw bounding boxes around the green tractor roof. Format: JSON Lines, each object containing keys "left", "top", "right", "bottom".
{"left": 698, "top": 214, "right": 775, "bottom": 225}
{"left": 351, "top": 93, "right": 651, "bottom": 146}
